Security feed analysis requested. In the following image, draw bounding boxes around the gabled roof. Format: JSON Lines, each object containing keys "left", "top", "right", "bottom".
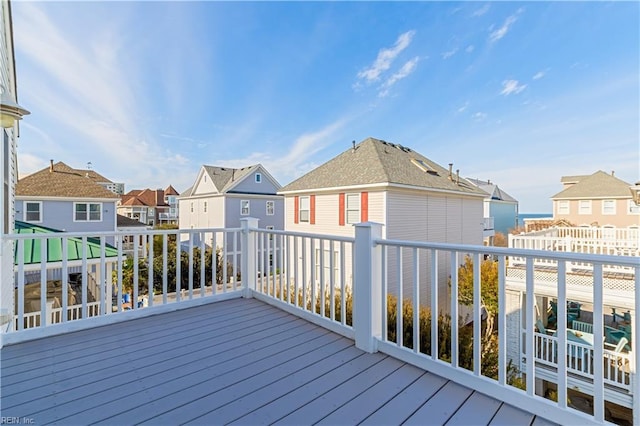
{"left": 466, "top": 178, "right": 518, "bottom": 203}
{"left": 202, "top": 165, "right": 259, "bottom": 193}
{"left": 119, "top": 195, "right": 148, "bottom": 207}
{"left": 14, "top": 221, "right": 118, "bottom": 265}
{"left": 16, "top": 162, "right": 119, "bottom": 199}
{"left": 120, "top": 186, "right": 180, "bottom": 207}
{"left": 551, "top": 170, "right": 632, "bottom": 199}
{"left": 280, "top": 137, "right": 486, "bottom": 196}
{"left": 164, "top": 185, "right": 179, "bottom": 196}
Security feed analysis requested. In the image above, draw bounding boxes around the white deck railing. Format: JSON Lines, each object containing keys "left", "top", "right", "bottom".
{"left": 2, "top": 220, "right": 639, "bottom": 424}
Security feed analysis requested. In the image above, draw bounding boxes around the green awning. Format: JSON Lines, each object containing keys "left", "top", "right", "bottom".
{"left": 14, "top": 221, "right": 118, "bottom": 265}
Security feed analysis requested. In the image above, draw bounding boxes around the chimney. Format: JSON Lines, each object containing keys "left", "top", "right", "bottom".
{"left": 352, "top": 140, "right": 356, "bottom": 152}
{"left": 611, "top": 170, "right": 615, "bottom": 177}
{"left": 448, "top": 163, "right": 453, "bottom": 180}
{"left": 49, "top": 159, "right": 54, "bottom": 173}
{"left": 456, "top": 169, "right": 460, "bottom": 185}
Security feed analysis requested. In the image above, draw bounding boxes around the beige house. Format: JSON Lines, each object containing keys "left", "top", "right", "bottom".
{"left": 551, "top": 170, "right": 640, "bottom": 228}
{"left": 279, "top": 137, "right": 487, "bottom": 310}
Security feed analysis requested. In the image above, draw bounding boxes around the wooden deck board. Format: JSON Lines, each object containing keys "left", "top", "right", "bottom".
{"left": 0, "top": 298, "right": 550, "bottom": 425}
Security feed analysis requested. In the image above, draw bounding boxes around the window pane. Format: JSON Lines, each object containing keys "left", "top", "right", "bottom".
{"left": 300, "top": 197, "right": 310, "bottom": 209}
{"left": 346, "top": 210, "right": 360, "bottom": 224}
{"left": 89, "top": 204, "right": 101, "bottom": 221}
{"left": 346, "top": 194, "right": 360, "bottom": 209}
{"left": 300, "top": 210, "right": 309, "bottom": 222}
{"left": 76, "top": 204, "right": 87, "bottom": 221}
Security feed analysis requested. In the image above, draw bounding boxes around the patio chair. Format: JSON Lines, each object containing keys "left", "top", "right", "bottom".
{"left": 614, "top": 338, "right": 629, "bottom": 353}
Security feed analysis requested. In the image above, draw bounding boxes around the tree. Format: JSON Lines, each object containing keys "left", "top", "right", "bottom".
{"left": 456, "top": 255, "right": 499, "bottom": 340}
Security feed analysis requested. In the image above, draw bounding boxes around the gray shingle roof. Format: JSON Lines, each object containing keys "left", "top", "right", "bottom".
{"left": 466, "top": 178, "right": 518, "bottom": 203}
{"left": 552, "top": 170, "right": 632, "bottom": 199}
{"left": 202, "top": 165, "right": 258, "bottom": 193}
{"left": 17, "top": 162, "right": 119, "bottom": 199}
{"left": 280, "top": 137, "right": 485, "bottom": 196}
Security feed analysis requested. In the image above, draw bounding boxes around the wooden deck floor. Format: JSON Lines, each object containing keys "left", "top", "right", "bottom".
{"left": 1, "top": 298, "right": 554, "bottom": 425}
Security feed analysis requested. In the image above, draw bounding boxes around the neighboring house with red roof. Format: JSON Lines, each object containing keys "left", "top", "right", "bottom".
{"left": 117, "top": 186, "right": 179, "bottom": 227}
{"left": 551, "top": 170, "right": 640, "bottom": 228}
{"left": 15, "top": 161, "right": 119, "bottom": 235}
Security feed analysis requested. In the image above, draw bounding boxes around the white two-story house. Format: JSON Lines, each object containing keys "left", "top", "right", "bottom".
{"left": 279, "top": 137, "right": 487, "bottom": 310}
{"left": 179, "top": 164, "right": 284, "bottom": 251}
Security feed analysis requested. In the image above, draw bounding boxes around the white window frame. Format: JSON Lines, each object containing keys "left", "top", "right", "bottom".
{"left": 556, "top": 200, "right": 569, "bottom": 215}
{"left": 299, "top": 196, "right": 310, "bottom": 223}
{"left": 266, "top": 200, "right": 274, "bottom": 216}
{"left": 255, "top": 173, "right": 262, "bottom": 183}
{"left": 602, "top": 199, "right": 616, "bottom": 215}
{"left": 241, "top": 200, "right": 250, "bottom": 216}
{"left": 24, "top": 201, "right": 43, "bottom": 223}
{"left": 578, "top": 200, "right": 592, "bottom": 215}
{"left": 266, "top": 225, "right": 274, "bottom": 241}
{"left": 346, "top": 193, "right": 360, "bottom": 224}
{"left": 74, "top": 202, "right": 102, "bottom": 222}
{"left": 628, "top": 200, "right": 640, "bottom": 215}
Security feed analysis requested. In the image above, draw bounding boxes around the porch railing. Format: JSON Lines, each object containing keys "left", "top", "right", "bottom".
{"left": 2, "top": 220, "right": 639, "bottom": 424}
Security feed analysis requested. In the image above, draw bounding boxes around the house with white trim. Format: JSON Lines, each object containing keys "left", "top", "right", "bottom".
{"left": 278, "top": 137, "right": 487, "bottom": 310}
{"left": 179, "top": 163, "right": 284, "bottom": 239}
{"left": 15, "top": 161, "right": 119, "bottom": 237}
{"left": 467, "top": 177, "right": 519, "bottom": 241}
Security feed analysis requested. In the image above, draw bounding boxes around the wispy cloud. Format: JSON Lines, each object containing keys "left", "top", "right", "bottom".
{"left": 473, "top": 112, "right": 487, "bottom": 121}
{"left": 357, "top": 30, "right": 416, "bottom": 83}
{"left": 500, "top": 79, "right": 527, "bottom": 95}
{"left": 489, "top": 9, "right": 523, "bottom": 43}
{"left": 533, "top": 71, "right": 546, "bottom": 80}
{"left": 220, "top": 119, "right": 348, "bottom": 184}
{"left": 378, "top": 57, "right": 419, "bottom": 98}
{"left": 472, "top": 4, "right": 490, "bottom": 17}
{"left": 465, "top": 45, "right": 475, "bottom": 53}
{"left": 442, "top": 48, "right": 458, "bottom": 59}
{"left": 457, "top": 101, "right": 470, "bottom": 113}
{"left": 13, "top": 3, "right": 196, "bottom": 189}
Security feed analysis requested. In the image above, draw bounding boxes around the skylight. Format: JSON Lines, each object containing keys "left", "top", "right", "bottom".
{"left": 411, "top": 158, "right": 438, "bottom": 175}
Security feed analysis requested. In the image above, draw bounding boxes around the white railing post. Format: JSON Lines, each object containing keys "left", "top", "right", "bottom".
{"left": 353, "top": 222, "right": 383, "bottom": 353}
{"left": 240, "top": 218, "right": 259, "bottom": 299}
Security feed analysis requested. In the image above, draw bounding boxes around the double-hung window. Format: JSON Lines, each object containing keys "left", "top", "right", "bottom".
{"left": 578, "top": 200, "right": 592, "bottom": 215}
{"left": 299, "top": 196, "right": 310, "bottom": 222}
{"left": 241, "top": 200, "right": 250, "bottom": 215}
{"left": 25, "top": 201, "right": 42, "bottom": 222}
{"left": 346, "top": 193, "right": 360, "bottom": 224}
{"left": 75, "top": 202, "right": 102, "bottom": 221}
{"left": 266, "top": 200, "right": 274, "bottom": 216}
{"left": 557, "top": 200, "right": 569, "bottom": 215}
{"left": 602, "top": 200, "right": 616, "bottom": 215}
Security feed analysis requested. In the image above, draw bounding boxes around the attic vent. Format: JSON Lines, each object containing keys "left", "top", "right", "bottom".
{"left": 411, "top": 158, "right": 438, "bottom": 175}
{"left": 395, "top": 144, "right": 412, "bottom": 153}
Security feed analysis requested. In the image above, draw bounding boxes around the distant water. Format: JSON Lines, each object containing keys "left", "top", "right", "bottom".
{"left": 518, "top": 213, "right": 552, "bottom": 228}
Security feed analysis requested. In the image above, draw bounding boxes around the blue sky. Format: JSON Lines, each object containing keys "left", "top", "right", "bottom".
{"left": 11, "top": 1, "right": 639, "bottom": 213}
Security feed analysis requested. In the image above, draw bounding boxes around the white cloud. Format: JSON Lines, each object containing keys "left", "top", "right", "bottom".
{"left": 489, "top": 9, "right": 523, "bottom": 42}
{"left": 472, "top": 4, "right": 490, "bottom": 17}
{"left": 472, "top": 112, "right": 487, "bottom": 121}
{"left": 220, "top": 119, "right": 348, "bottom": 184}
{"left": 442, "top": 48, "right": 458, "bottom": 59}
{"left": 533, "top": 70, "right": 546, "bottom": 80}
{"left": 357, "top": 30, "right": 416, "bottom": 83}
{"left": 457, "top": 101, "right": 470, "bottom": 113}
{"left": 500, "top": 79, "right": 527, "bottom": 95}
{"left": 378, "top": 57, "right": 419, "bottom": 98}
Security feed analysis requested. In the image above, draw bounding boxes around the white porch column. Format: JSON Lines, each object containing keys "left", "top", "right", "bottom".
{"left": 353, "top": 222, "right": 383, "bottom": 353}
{"left": 240, "top": 218, "right": 259, "bottom": 299}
